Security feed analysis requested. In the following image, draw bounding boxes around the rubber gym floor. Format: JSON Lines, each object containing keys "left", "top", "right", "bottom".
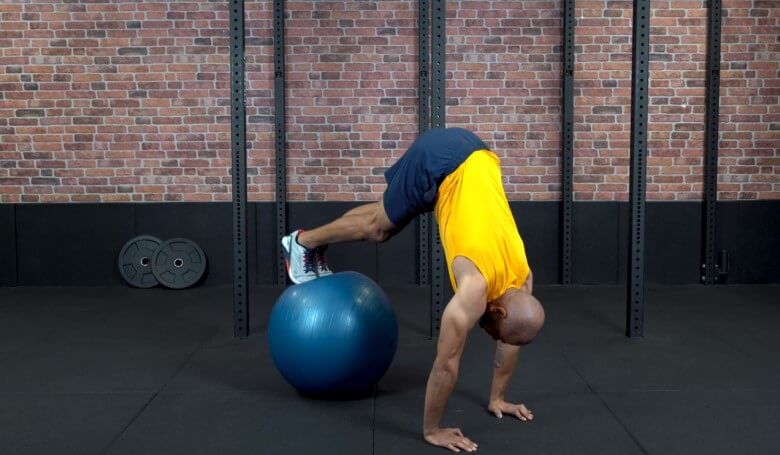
{"left": 1, "top": 284, "right": 778, "bottom": 455}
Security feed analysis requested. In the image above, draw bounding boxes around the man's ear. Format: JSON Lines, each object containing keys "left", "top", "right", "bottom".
{"left": 489, "top": 304, "right": 507, "bottom": 319}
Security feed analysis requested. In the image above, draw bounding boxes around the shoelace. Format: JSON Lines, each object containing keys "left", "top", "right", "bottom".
{"left": 302, "top": 247, "right": 317, "bottom": 274}
{"left": 315, "top": 246, "right": 329, "bottom": 273}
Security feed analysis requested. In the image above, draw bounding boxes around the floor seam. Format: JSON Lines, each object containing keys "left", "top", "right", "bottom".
{"left": 98, "top": 335, "right": 213, "bottom": 455}
{"left": 372, "top": 384, "right": 378, "bottom": 455}
{"left": 559, "top": 349, "right": 649, "bottom": 455}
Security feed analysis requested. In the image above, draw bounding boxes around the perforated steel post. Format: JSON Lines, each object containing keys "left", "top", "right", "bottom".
{"left": 703, "top": 0, "right": 722, "bottom": 285}
{"left": 230, "top": 0, "right": 248, "bottom": 338}
{"left": 418, "top": 0, "right": 430, "bottom": 286}
{"left": 430, "top": 0, "right": 445, "bottom": 337}
{"left": 561, "top": 0, "right": 575, "bottom": 285}
{"left": 627, "top": 0, "right": 651, "bottom": 338}
{"left": 274, "top": 0, "right": 287, "bottom": 286}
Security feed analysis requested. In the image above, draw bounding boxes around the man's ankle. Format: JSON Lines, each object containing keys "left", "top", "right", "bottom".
{"left": 296, "top": 231, "right": 315, "bottom": 249}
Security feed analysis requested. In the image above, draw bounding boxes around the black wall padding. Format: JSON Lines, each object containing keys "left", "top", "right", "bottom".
{"left": 16, "top": 204, "right": 134, "bottom": 285}
{"left": 646, "top": 202, "right": 702, "bottom": 284}
{"left": 134, "top": 203, "right": 233, "bottom": 287}
{"left": 718, "top": 201, "right": 780, "bottom": 284}
{"left": 572, "top": 202, "right": 623, "bottom": 284}
{"left": 0, "top": 205, "right": 16, "bottom": 286}
{"left": 511, "top": 202, "right": 561, "bottom": 285}
{"left": 377, "top": 220, "right": 417, "bottom": 286}
{"left": 3, "top": 201, "right": 778, "bottom": 287}
{"left": 256, "top": 202, "right": 276, "bottom": 285}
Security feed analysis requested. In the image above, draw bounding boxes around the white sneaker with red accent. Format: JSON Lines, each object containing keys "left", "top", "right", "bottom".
{"left": 281, "top": 230, "right": 318, "bottom": 284}
{"left": 314, "top": 245, "right": 333, "bottom": 277}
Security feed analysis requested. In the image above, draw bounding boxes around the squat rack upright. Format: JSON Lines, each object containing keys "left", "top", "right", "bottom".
{"left": 231, "top": 0, "right": 723, "bottom": 339}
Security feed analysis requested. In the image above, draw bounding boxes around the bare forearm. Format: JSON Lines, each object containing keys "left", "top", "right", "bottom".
{"left": 423, "top": 364, "right": 458, "bottom": 435}
{"left": 489, "top": 343, "right": 520, "bottom": 401}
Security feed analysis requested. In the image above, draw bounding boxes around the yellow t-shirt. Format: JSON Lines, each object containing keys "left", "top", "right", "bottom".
{"left": 434, "top": 150, "right": 530, "bottom": 302}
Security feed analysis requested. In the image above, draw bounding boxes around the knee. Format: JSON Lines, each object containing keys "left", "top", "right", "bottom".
{"left": 366, "top": 222, "right": 392, "bottom": 242}
{"left": 372, "top": 227, "right": 392, "bottom": 243}
{"left": 365, "top": 213, "right": 393, "bottom": 242}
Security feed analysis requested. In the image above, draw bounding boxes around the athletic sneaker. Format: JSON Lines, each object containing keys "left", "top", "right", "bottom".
{"left": 315, "top": 245, "right": 333, "bottom": 277}
{"left": 281, "top": 230, "right": 318, "bottom": 284}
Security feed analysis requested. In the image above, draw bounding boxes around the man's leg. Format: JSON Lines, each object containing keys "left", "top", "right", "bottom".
{"left": 297, "top": 201, "right": 398, "bottom": 249}
{"left": 281, "top": 200, "right": 400, "bottom": 284}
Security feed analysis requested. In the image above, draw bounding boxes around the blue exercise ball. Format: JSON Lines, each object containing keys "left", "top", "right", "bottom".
{"left": 267, "top": 271, "right": 399, "bottom": 396}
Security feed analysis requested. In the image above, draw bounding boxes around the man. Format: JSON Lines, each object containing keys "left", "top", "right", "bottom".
{"left": 281, "top": 127, "right": 545, "bottom": 453}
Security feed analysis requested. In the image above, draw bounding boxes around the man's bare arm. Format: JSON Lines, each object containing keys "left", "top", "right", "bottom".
{"left": 489, "top": 341, "right": 519, "bottom": 402}
{"left": 487, "top": 341, "right": 534, "bottom": 421}
{"left": 422, "top": 276, "right": 485, "bottom": 452}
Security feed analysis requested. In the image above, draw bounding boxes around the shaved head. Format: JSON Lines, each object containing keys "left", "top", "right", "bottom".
{"left": 480, "top": 289, "right": 545, "bottom": 345}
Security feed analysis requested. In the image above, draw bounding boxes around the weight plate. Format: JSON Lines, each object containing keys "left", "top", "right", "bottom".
{"left": 151, "top": 238, "right": 207, "bottom": 289}
{"left": 117, "top": 235, "right": 163, "bottom": 288}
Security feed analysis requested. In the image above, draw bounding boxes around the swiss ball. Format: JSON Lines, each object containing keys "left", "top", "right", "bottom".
{"left": 267, "top": 271, "right": 399, "bottom": 396}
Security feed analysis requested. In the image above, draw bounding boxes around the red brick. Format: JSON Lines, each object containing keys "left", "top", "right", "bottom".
{"left": 0, "top": 1, "right": 774, "bottom": 203}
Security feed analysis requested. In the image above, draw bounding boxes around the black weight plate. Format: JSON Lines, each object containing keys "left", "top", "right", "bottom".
{"left": 151, "top": 238, "right": 207, "bottom": 289}
{"left": 117, "top": 235, "right": 162, "bottom": 288}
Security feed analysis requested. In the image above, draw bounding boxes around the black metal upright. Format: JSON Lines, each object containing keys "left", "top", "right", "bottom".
{"left": 418, "top": 0, "right": 430, "bottom": 287}
{"left": 702, "top": 0, "right": 722, "bottom": 285}
{"left": 230, "top": 0, "right": 249, "bottom": 338}
{"left": 561, "top": 0, "right": 575, "bottom": 285}
{"left": 626, "top": 0, "right": 651, "bottom": 338}
{"left": 430, "top": 0, "right": 445, "bottom": 337}
{"left": 274, "top": 0, "right": 287, "bottom": 285}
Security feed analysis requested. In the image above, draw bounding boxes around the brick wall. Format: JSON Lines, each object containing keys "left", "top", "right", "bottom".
{"left": 719, "top": 0, "right": 779, "bottom": 200}
{"left": 447, "top": 0, "right": 562, "bottom": 201}
{"left": 0, "top": 0, "right": 777, "bottom": 203}
{"left": 246, "top": 1, "right": 275, "bottom": 201}
{"left": 0, "top": 1, "right": 231, "bottom": 203}
{"left": 570, "top": 1, "right": 630, "bottom": 201}
{"left": 279, "top": 1, "right": 418, "bottom": 202}
{"left": 647, "top": 0, "right": 707, "bottom": 201}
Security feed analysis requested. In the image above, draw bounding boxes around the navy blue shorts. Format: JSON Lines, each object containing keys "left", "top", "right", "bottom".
{"left": 382, "top": 127, "right": 488, "bottom": 228}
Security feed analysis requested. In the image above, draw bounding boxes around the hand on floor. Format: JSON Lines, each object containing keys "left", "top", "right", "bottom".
{"left": 424, "top": 427, "right": 478, "bottom": 453}
{"left": 488, "top": 399, "right": 534, "bottom": 421}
